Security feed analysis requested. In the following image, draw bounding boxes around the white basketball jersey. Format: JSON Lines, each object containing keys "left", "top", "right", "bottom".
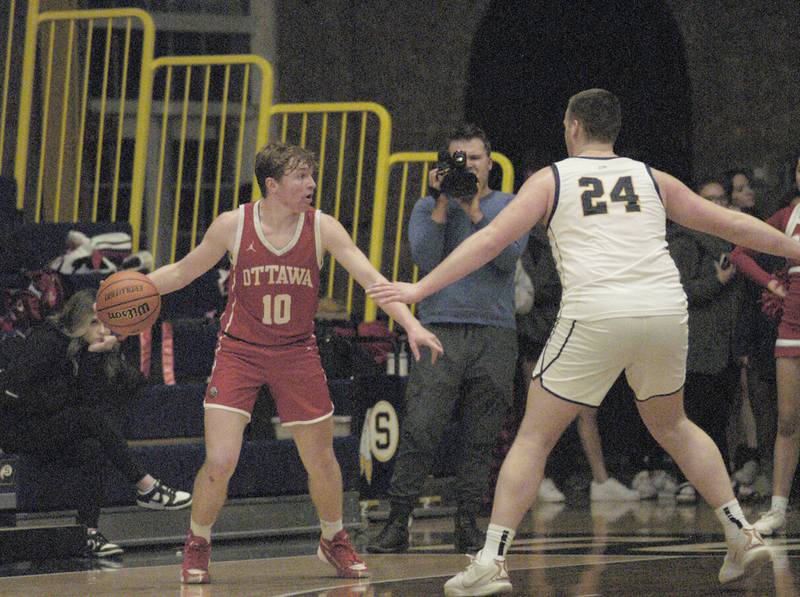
{"left": 548, "top": 156, "right": 686, "bottom": 321}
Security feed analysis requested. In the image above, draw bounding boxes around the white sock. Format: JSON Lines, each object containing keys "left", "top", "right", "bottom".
{"left": 190, "top": 519, "right": 213, "bottom": 542}
{"left": 477, "top": 523, "right": 515, "bottom": 564}
{"left": 320, "top": 518, "right": 343, "bottom": 541}
{"left": 715, "top": 499, "right": 750, "bottom": 539}
{"left": 771, "top": 495, "right": 789, "bottom": 514}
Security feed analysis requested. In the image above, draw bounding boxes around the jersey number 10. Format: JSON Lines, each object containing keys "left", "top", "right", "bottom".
{"left": 262, "top": 293, "right": 291, "bottom": 325}
{"left": 579, "top": 176, "right": 641, "bottom": 216}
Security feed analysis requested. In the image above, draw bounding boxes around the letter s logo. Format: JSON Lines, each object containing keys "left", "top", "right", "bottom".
{"left": 368, "top": 400, "right": 399, "bottom": 463}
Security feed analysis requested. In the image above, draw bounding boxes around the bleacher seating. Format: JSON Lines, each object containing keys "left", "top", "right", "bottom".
{"left": 13, "top": 377, "right": 360, "bottom": 514}
{"left": 1, "top": 221, "right": 370, "bottom": 539}
{"left": 9, "top": 222, "right": 132, "bottom": 273}
{"left": 15, "top": 437, "right": 360, "bottom": 513}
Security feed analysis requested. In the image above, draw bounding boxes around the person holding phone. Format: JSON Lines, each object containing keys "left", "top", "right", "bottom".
{"left": 664, "top": 179, "right": 741, "bottom": 502}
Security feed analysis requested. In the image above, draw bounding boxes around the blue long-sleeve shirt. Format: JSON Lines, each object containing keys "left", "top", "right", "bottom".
{"left": 408, "top": 190, "right": 526, "bottom": 329}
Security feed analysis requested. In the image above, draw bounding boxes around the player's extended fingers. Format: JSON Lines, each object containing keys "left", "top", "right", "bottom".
{"left": 366, "top": 282, "right": 390, "bottom": 294}
{"left": 408, "top": 339, "right": 421, "bottom": 362}
{"left": 366, "top": 283, "right": 398, "bottom": 303}
{"left": 429, "top": 337, "right": 443, "bottom": 364}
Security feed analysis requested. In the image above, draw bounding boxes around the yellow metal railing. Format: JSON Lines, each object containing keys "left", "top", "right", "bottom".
{"left": 384, "top": 151, "right": 514, "bottom": 325}
{"left": 0, "top": 0, "right": 22, "bottom": 176}
{"left": 14, "top": 1, "right": 155, "bottom": 243}
{"left": 10, "top": 4, "right": 516, "bottom": 331}
{"left": 269, "top": 102, "right": 391, "bottom": 320}
{"left": 145, "top": 54, "right": 273, "bottom": 264}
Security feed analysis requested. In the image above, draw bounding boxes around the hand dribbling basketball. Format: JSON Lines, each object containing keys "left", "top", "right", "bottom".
{"left": 96, "top": 270, "right": 161, "bottom": 335}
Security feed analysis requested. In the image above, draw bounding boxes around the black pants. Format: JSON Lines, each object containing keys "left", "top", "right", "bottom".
{"left": 388, "top": 324, "right": 516, "bottom": 516}
{"left": 14, "top": 407, "right": 146, "bottom": 528}
{"left": 681, "top": 364, "right": 740, "bottom": 478}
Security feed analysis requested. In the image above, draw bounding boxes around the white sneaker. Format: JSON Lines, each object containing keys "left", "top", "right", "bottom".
{"left": 675, "top": 482, "right": 697, "bottom": 504}
{"left": 650, "top": 470, "right": 678, "bottom": 499}
{"left": 443, "top": 551, "right": 513, "bottom": 596}
{"left": 631, "top": 470, "right": 658, "bottom": 499}
{"left": 719, "top": 527, "right": 771, "bottom": 584}
{"left": 537, "top": 478, "right": 566, "bottom": 503}
{"left": 534, "top": 502, "right": 565, "bottom": 524}
{"left": 736, "top": 482, "right": 759, "bottom": 502}
{"left": 732, "top": 460, "right": 759, "bottom": 487}
{"left": 753, "top": 508, "right": 787, "bottom": 536}
{"left": 590, "top": 477, "right": 640, "bottom": 502}
{"left": 591, "top": 500, "right": 638, "bottom": 524}
{"left": 137, "top": 480, "right": 192, "bottom": 511}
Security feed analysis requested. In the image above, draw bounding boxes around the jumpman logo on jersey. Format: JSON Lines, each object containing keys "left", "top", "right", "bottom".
{"left": 246, "top": 242, "right": 256, "bottom": 252}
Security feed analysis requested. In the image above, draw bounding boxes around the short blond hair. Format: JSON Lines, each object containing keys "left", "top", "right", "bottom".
{"left": 254, "top": 142, "right": 317, "bottom": 196}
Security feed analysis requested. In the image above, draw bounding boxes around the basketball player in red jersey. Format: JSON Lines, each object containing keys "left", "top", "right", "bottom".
{"left": 148, "top": 142, "right": 443, "bottom": 584}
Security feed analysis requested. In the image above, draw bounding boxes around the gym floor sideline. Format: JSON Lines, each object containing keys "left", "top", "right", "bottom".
{"left": 0, "top": 499, "right": 797, "bottom": 596}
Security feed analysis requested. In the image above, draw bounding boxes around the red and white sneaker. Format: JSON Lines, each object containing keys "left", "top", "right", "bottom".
{"left": 317, "top": 529, "right": 369, "bottom": 578}
{"left": 181, "top": 531, "right": 211, "bottom": 584}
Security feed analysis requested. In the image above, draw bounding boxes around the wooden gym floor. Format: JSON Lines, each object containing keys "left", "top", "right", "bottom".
{"left": 0, "top": 499, "right": 797, "bottom": 596}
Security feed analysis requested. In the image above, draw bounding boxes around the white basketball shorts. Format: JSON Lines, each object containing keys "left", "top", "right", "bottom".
{"left": 533, "top": 314, "right": 688, "bottom": 407}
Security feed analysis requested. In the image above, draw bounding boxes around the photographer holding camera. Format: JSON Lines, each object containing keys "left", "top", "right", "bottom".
{"left": 368, "top": 124, "right": 526, "bottom": 554}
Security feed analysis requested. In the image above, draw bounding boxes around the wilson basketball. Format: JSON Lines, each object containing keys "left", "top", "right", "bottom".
{"left": 96, "top": 270, "right": 161, "bottom": 335}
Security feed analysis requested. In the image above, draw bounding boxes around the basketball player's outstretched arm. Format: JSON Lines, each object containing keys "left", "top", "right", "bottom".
{"left": 654, "top": 169, "right": 800, "bottom": 261}
{"left": 318, "top": 213, "right": 443, "bottom": 363}
{"left": 367, "top": 167, "right": 553, "bottom": 306}
{"left": 148, "top": 210, "right": 238, "bottom": 295}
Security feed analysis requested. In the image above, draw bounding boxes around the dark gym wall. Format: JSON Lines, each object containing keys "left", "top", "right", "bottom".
{"left": 464, "top": 0, "right": 692, "bottom": 185}
{"left": 276, "top": 0, "right": 800, "bottom": 191}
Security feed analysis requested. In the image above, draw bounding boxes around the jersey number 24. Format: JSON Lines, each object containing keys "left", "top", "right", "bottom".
{"left": 579, "top": 176, "right": 640, "bottom": 216}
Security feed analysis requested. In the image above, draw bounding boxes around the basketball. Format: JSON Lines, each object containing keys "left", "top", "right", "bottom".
{"left": 96, "top": 270, "right": 161, "bottom": 335}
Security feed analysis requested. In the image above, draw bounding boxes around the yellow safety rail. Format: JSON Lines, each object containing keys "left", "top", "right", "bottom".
{"left": 383, "top": 151, "right": 514, "bottom": 326}
{"left": 145, "top": 55, "right": 273, "bottom": 264}
{"left": 0, "top": 0, "right": 22, "bottom": 176}
{"left": 14, "top": 1, "right": 155, "bottom": 242}
{"left": 269, "top": 102, "right": 391, "bottom": 320}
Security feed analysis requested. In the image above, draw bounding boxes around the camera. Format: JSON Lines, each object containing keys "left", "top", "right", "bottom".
{"left": 435, "top": 150, "right": 478, "bottom": 200}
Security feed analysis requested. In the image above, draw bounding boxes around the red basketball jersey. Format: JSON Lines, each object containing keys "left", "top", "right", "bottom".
{"left": 219, "top": 202, "right": 322, "bottom": 346}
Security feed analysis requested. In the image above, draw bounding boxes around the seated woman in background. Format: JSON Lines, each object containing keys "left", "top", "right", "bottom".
{"left": 0, "top": 289, "right": 191, "bottom": 558}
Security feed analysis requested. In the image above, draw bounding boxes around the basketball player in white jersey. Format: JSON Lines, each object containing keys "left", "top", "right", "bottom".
{"left": 368, "top": 89, "right": 800, "bottom": 595}
{"left": 149, "top": 142, "right": 443, "bottom": 584}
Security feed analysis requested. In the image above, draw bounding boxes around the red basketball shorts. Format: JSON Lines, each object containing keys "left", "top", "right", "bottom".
{"left": 204, "top": 334, "right": 333, "bottom": 425}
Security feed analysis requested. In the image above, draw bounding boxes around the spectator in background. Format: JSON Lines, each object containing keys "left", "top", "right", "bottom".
{"left": 725, "top": 168, "right": 757, "bottom": 215}
{"left": 696, "top": 178, "right": 730, "bottom": 207}
{"left": 0, "top": 289, "right": 192, "bottom": 558}
{"left": 730, "top": 150, "right": 800, "bottom": 535}
{"left": 723, "top": 167, "right": 778, "bottom": 500}
{"left": 665, "top": 178, "right": 742, "bottom": 503}
{"left": 367, "top": 124, "right": 525, "bottom": 555}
